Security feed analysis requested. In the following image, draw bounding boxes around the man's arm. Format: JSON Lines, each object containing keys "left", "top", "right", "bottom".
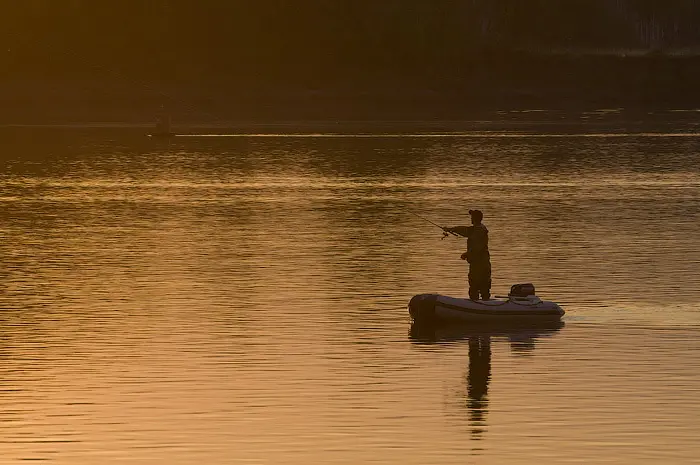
{"left": 443, "top": 226, "right": 470, "bottom": 237}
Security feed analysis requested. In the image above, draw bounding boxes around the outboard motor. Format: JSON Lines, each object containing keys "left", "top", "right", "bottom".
{"left": 509, "top": 283, "right": 536, "bottom": 297}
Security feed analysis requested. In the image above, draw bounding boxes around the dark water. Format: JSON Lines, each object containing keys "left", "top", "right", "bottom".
{"left": 1, "top": 126, "right": 699, "bottom": 464}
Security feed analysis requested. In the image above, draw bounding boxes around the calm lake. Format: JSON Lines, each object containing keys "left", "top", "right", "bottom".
{"left": 1, "top": 122, "right": 699, "bottom": 464}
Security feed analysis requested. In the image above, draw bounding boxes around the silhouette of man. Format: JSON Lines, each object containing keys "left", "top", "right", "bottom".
{"left": 443, "top": 209, "right": 491, "bottom": 300}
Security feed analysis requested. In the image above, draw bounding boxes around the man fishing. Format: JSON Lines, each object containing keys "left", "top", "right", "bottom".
{"left": 443, "top": 210, "right": 491, "bottom": 300}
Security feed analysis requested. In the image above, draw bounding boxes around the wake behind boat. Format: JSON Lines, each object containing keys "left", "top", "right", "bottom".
{"left": 409, "top": 283, "right": 565, "bottom": 325}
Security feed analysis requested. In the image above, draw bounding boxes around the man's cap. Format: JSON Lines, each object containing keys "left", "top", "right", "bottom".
{"left": 469, "top": 209, "right": 483, "bottom": 220}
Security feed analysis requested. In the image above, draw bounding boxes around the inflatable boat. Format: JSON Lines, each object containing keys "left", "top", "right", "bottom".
{"left": 408, "top": 284, "right": 564, "bottom": 325}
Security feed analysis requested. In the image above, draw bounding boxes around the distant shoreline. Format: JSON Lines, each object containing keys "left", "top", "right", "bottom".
{"left": 2, "top": 114, "right": 699, "bottom": 137}
{"left": 4, "top": 54, "right": 700, "bottom": 125}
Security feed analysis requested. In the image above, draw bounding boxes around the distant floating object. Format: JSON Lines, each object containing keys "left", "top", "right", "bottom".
{"left": 149, "top": 112, "right": 176, "bottom": 138}
{"left": 148, "top": 131, "right": 176, "bottom": 138}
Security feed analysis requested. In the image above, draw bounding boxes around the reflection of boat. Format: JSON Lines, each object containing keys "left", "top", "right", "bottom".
{"left": 409, "top": 320, "right": 564, "bottom": 441}
{"left": 408, "top": 293, "right": 564, "bottom": 325}
{"left": 409, "top": 320, "right": 565, "bottom": 344}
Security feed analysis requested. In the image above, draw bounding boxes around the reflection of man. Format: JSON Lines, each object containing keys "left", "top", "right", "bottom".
{"left": 467, "top": 336, "right": 491, "bottom": 439}
{"left": 443, "top": 209, "right": 491, "bottom": 300}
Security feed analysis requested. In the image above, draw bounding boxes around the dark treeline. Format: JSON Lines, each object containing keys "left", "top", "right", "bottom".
{"left": 3, "top": 1, "right": 700, "bottom": 79}
{"left": 2, "top": 1, "right": 700, "bottom": 120}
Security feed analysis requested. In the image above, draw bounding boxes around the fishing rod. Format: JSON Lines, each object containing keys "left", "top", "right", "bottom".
{"left": 406, "top": 210, "right": 461, "bottom": 240}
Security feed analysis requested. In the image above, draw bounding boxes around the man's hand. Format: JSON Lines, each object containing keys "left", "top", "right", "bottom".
{"left": 460, "top": 252, "right": 469, "bottom": 261}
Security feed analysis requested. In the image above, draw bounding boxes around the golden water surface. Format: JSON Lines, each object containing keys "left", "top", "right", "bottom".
{"left": 1, "top": 127, "right": 699, "bottom": 464}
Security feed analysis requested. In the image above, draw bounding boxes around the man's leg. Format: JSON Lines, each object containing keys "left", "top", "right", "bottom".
{"left": 481, "top": 262, "right": 492, "bottom": 300}
{"left": 473, "top": 262, "right": 491, "bottom": 300}
{"left": 479, "top": 277, "right": 491, "bottom": 300}
{"left": 468, "top": 268, "right": 480, "bottom": 300}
